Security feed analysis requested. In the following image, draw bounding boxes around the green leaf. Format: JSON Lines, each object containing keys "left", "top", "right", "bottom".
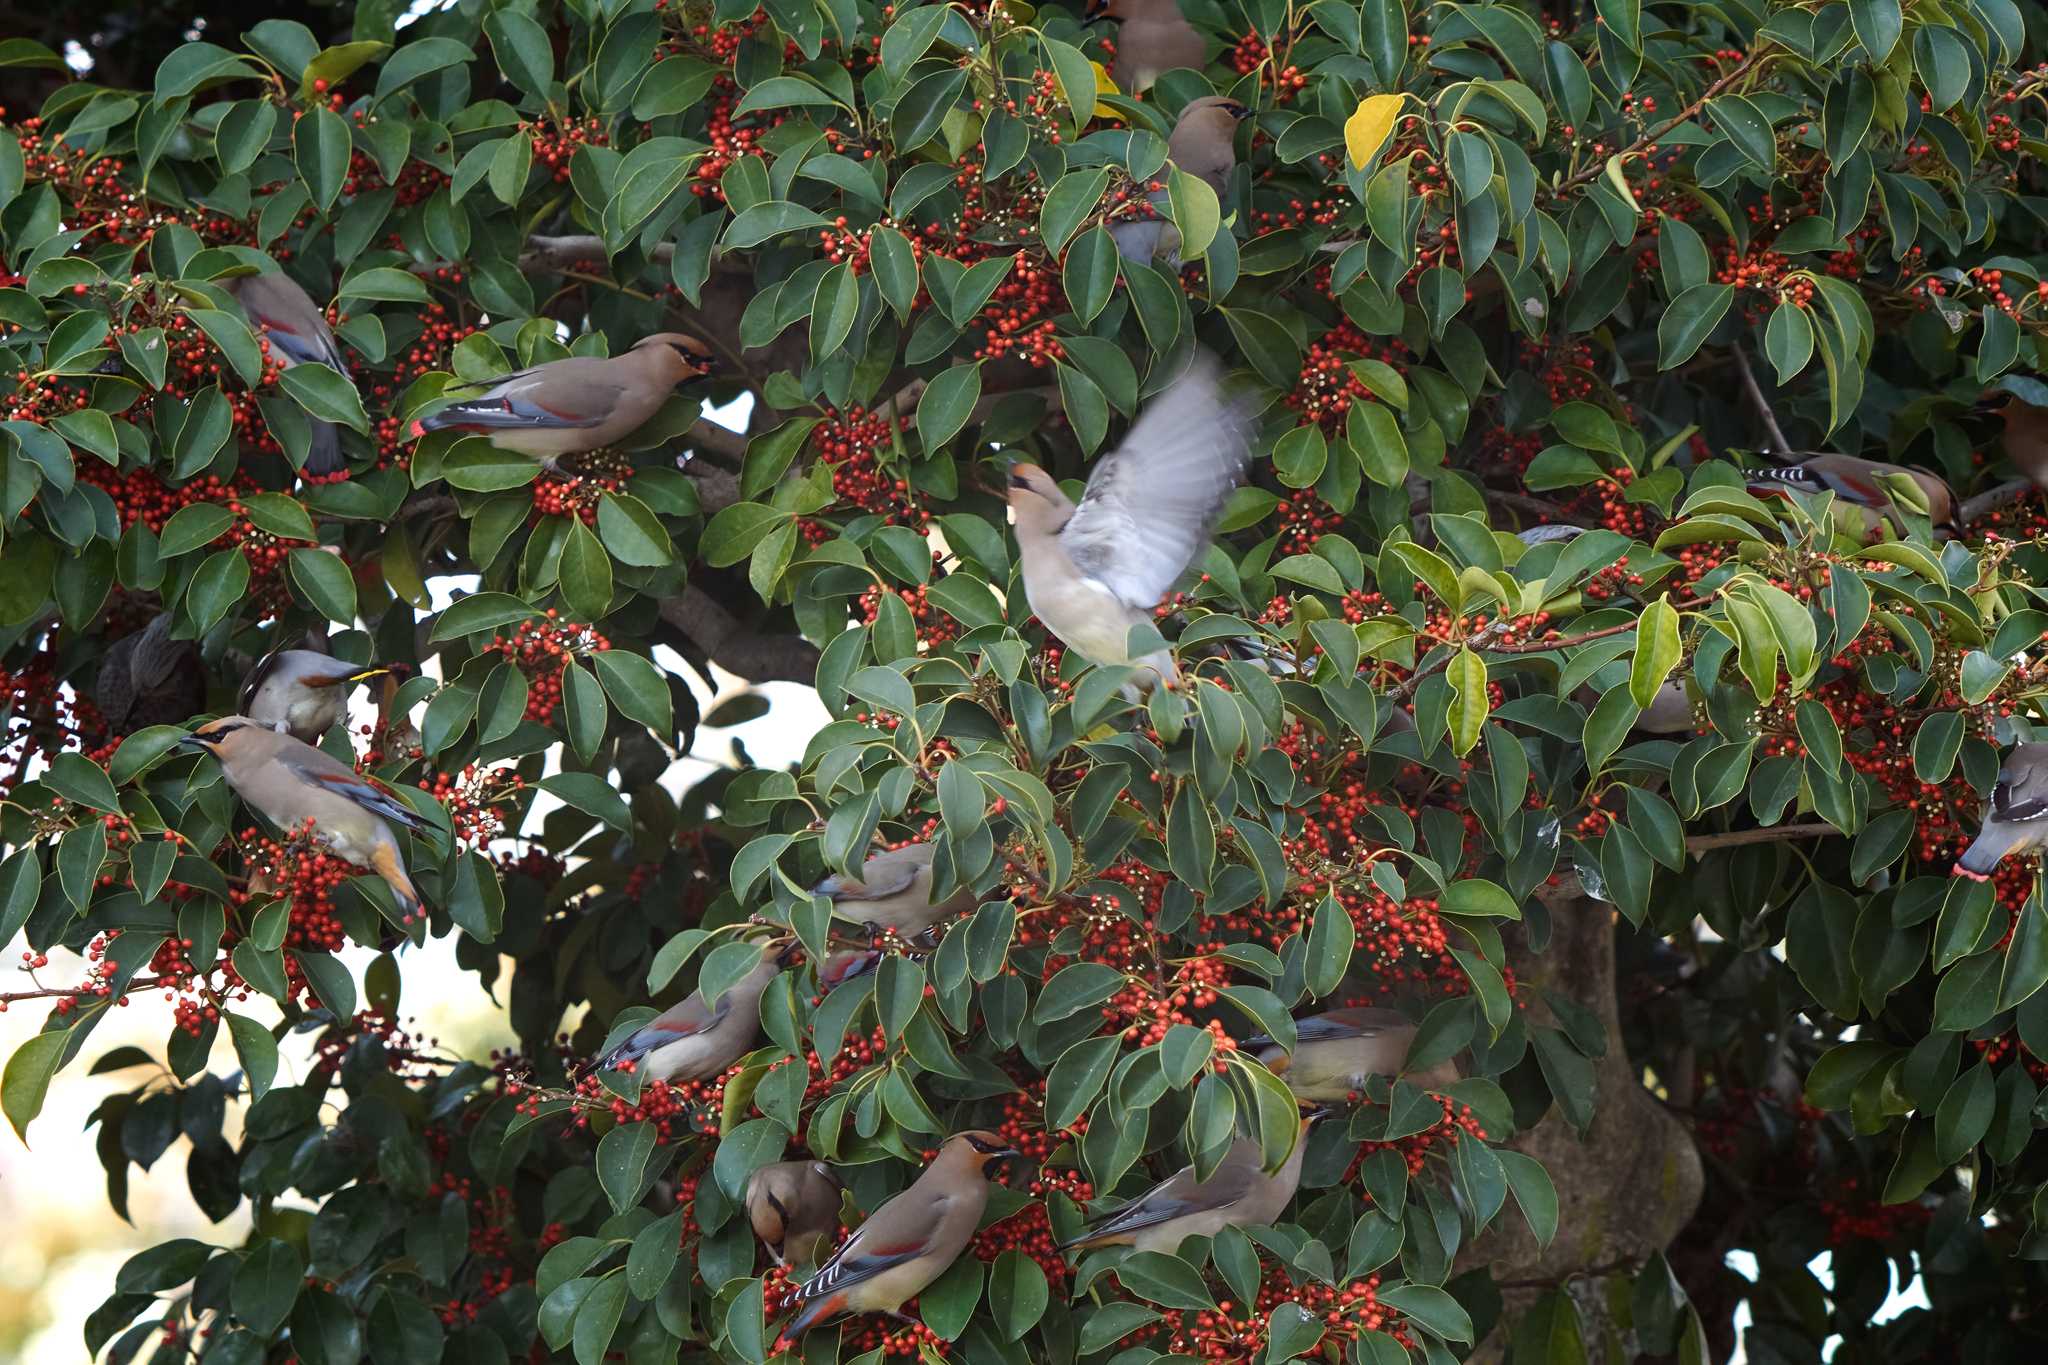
{"left": 1445, "top": 647, "right": 1488, "bottom": 755}
{"left": 485, "top": 9, "right": 556, "bottom": 97}
{"left": 1657, "top": 284, "right": 1735, "bottom": 369}
{"left": 1630, "top": 598, "right": 1681, "bottom": 708}
{"left": 917, "top": 361, "right": 983, "bottom": 451}
{"left": 278, "top": 364, "right": 369, "bottom": 432}
{"left": 290, "top": 549, "right": 358, "bottom": 624}
{"left": 294, "top": 105, "right": 352, "bottom": 213}
{"left": 988, "top": 1249, "right": 1049, "bottom": 1342}
{"left": 590, "top": 650, "right": 674, "bottom": 734}
{"left": 1064, "top": 227, "right": 1118, "bottom": 325}
{"left": 1376, "top": 1283, "right": 1473, "bottom": 1343}
{"left": 232, "top": 1239, "right": 305, "bottom": 1337}
{"left": 2, "top": 1028, "right": 66, "bottom": 1142}
{"left": 541, "top": 773, "right": 634, "bottom": 833}
{"left": 597, "top": 1122, "right": 661, "bottom": 1214}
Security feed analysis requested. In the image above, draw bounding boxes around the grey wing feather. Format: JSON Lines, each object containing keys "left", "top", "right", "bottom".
{"left": 128, "top": 615, "right": 187, "bottom": 689}
{"left": 1072, "top": 1159, "right": 1255, "bottom": 1242}
{"left": 280, "top": 754, "right": 428, "bottom": 832}
{"left": 1057, "top": 350, "right": 1256, "bottom": 610}
{"left": 797, "top": 1215, "right": 931, "bottom": 1301}
{"left": 238, "top": 647, "right": 286, "bottom": 713}
{"left": 1994, "top": 747, "right": 2048, "bottom": 823}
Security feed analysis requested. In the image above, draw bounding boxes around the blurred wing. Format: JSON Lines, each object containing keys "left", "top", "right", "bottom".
{"left": 237, "top": 276, "right": 351, "bottom": 374}
{"left": 283, "top": 758, "right": 427, "bottom": 832}
{"left": 1058, "top": 351, "right": 1254, "bottom": 610}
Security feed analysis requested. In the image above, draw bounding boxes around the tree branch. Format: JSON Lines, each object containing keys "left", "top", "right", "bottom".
{"left": 1732, "top": 347, "right": 1791, "bottom": 455}
{"left": 659, "top": 587, "right": 820, "bottom": 684}
{"left": 1550, "top": 53, "right": 1770, "bottom": 196}
{"left": 686, "top": 419, "right": 749, "bottom": 465}
{"left": 520, "top": 234, "right": 674, "bottom": 272}
{"left": 1961, "top": 477, "right": 2033, "bottom": 525}
{"left": 1683, "top": 821, "right": 1836, "bottom": 852}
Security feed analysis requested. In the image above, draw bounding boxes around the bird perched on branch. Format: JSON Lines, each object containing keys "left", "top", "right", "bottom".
{"left": 1745, "top": 453, "right": 1958, "bottom": 538}
{"left": 812, "top": 842, "right": 978, "bottom": 945}
{"left": 590, "top": 935, "right": 795, "bottom": 1083}
{"left": 226, "top": 270, "right": 355, "bottom": 476}
{"left": 1007, "top": 351, "right": 1256, "bottom": 690}
{"left": 782, "top": 1131, "right": 1019, "bottom": 1340}
{"left": 96, "top": 614, "right": 205, "bottom": 737}
{"left": 1061, "top": 1115, "right": 1317, "bottom": 1254}
{"left": 408, "top": 333, "right": 714, "bottom": 469}
{"left": 1245, "top": 1009, "right": 1459, "bottom": 1103}
{"left": 240, "top": 647, "right": 394, "bottom": 743}
{"left": 748, "top": 1161, "right": 844, "bottom": 1268}
{"left": 177, "top": 717, "right": 428, "bottom": 916}
{"left": 1084, "top": 0, "right": 1206, "bottom": 92}
{"left": 1108, "top": 96, "right": 1253, "bottom": 267}
{"left": 1954, "top": 743, "right": 2048, "bottom": 881}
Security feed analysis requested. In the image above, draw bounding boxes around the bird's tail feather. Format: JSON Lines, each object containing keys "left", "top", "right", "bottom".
{"left": 782, "top": 1292, "right": 849, "bottom": 1340}
{"left": 303, "top": 419, "right": 345, "bottom": 476}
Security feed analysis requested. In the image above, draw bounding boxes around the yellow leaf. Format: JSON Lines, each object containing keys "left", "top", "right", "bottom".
{"left": 1089, "top": 61, "right": 1123, "bottom": 121}
{"left": 1345, "top": 93, "right": 1406, "bottom": 169}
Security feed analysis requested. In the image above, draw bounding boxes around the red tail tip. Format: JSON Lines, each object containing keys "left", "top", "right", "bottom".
{"left": 408, "top": 418, "right": 427, "bottom": 438}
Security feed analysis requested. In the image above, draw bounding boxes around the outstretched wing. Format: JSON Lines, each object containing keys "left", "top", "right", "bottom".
{"left": 1057, "top": 351, "right": 1256, "bottom": 611}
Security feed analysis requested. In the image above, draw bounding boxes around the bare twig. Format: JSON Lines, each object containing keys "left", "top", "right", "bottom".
{"left": 520, "top": 234, "right": 675, "bottom": 272}
{"left": 1732, "top": 347, "right": 1791, "bottom": 455}
{"left": 659, "top": 587, "right": 820, "bottom": 684}
{"left": 1550, "top": 53, "right": 1769, "bottom": 196}
{"left": 685, "top": 419, "right": 749, "bottom": 465}
{"left": 1683, "top": 822, "right": 1836, "bottom": 852}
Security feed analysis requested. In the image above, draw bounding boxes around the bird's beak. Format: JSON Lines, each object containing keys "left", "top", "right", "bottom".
{"left": 1083, "top": 0, "right": 1110, "bottom": 21}
{"left": 1006, "top": 471, "right": 1031, "bottom": 491}
{"left": 1302, "top": 1102, "right": 1337, "bottom": 1125}
{"left": 773, "top": 938, "right": 803, "bottom": 967}
{"left": 1973, "top": 393, "right": 2008, "bottom": 416}
{"left": 812, "top": 874, "right": 857, "bottom": 897}
{"left": 176, "top": 732, "right": 213, "bottom": 751}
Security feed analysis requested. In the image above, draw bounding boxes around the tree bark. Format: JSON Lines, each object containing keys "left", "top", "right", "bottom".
{"left": 1460, "top": 876, "right": 1705, "bottom": 1359}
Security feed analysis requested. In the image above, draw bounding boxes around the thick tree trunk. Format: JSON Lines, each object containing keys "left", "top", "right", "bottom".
{"left": 1460, "top": 876, "right": 1705, "bottom": 1359}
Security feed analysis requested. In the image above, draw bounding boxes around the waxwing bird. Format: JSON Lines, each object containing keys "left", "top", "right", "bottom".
{"left": 1061, "top": 1116, "right": 1314, "bottom": 1254}
{"left": 1108, "top": 96, "right": 1254, "bottom": 266}
{"left": 177, "top": 717, "right": 427, "bottom": 915}
{"left": 1085, "top": 0, "right": 1206, "bottom": 93}
{"left": 1246, "top": 1008, "right": 1459, "bottom": 1104}
{"left": 96, "top": 614, "right": 204, "bottom": 736}
{"left": 591, "top": 936, "right": 795, "bottom": 1082}
{"left": 1514, "top": 523, "right": 1589, "bottom": 545}
{"left": 748, "top": 1160, "right": 844, "bottom": 1268}
{"left": 1008, "top": 351, "right": 1255, "bottom": 690}
{"left": 225, "top": 271, "right": 354, "bottom": 475}
{"left": 240, "top": 647, "right": 393, "bottom": 743}
{"left": 1745, "top": 453, "right": 1957, "bottom": 538}
{"left": 784, "top": 1131, "right": 1019, "bottom": 1339}
{"left": 1954, "top": 743, "right": 2048, "bottom": 880}
{"left": 408, "top": 333, "right": 714, "bottom": 469}
{"left": 813, "top": 843, "right": 978, "bottom": 944}
{"left": 818, "top": 948, "right": 885, "bottom": 989}
{"left": 1978, "top": 389, "right": 2048, "bottom": 489}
